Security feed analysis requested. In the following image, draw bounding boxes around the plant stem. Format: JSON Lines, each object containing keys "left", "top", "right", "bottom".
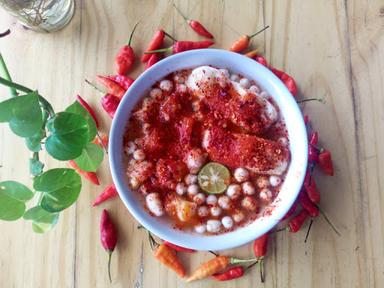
{"left": 172, "top": 2, "right": 189, "bottom": 21}
{"left": 297, "top": 98, "right": 325, "bottom": 104}
{"left": 108, "top": 250, "right": 112, "bottom": 283}
{"left": 127, "top": 22, "right": 139, "bottom": 46}
{"left": 316, "top": 204, "right": 341, "bottom": 236}
{"left": 249, "top": 26, "right": 270, "bottom": 39}
{"left": 304, "top": 218, "right": 314, "bottom": 243}
{"left": 0, "top": 76, "right": 55, "bottom": 116}
{"left": 0, "top": 53, "right": 18, "bottom": 97}
{"left": 0, "top": 29, "right": 11, "bottom": 38}
{"left": 164, "top": 31, "right": 177, "bottom": 42}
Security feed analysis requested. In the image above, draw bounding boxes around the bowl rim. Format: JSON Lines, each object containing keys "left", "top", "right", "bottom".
{"left": 109, "top": 49, "right": 308, "bottom": 251}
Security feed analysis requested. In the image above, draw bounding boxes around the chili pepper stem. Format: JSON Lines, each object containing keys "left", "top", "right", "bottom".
{"left": 297, "top": 98, "right": 325, "bottom": 104}
{"left": 107, "top": 250, "right": 113, "bottom": 283}
{"left": 316, "top": 204, "right": 341, "bottom": 236}
{"left": 172, "top": 2, "right": 189, "bottom": 21}
{"left": 96, "top": 131, "right": 108, "bottom": 154}
{"left": 304, "top": 218, "right": 314, "bottom": 243}
{"left": 209, "top": 250, "right": 218, "bottom": 256}
{"left": 85, "top": 79, "right": 105, "bottom": 94}
{"left": 259, "top": 258, "right": 265, "bottom": 283}
{"left": 230, "top": 257, "right": 258, "bottom": 264}
{"left": 127, "top": 22, "right": 139, "bottom": 46}
{"left": 164, "top": 31, "right": 177, "bottom": 42}
{"left": 144, "top": 47, "right": 173, "bottom": 54}
{"left": 0, "top": 29, "right": 11, "bottom": 38}
{"left": 248, "top": 25, "right": 270, "bottom": 39}
{"left": 271, "top": 227, "right": 288, "bottom": 233}
{"left": 245, "top": 260, "right": 258, "bottom": 271}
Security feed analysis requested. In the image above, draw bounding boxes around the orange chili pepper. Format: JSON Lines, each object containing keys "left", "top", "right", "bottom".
{"left": 229, "top": 26, "right": 269, "bottom": 53}
{"left": 187, "top": 256, "right": 257, "bottom": 282}
{"left": 244, "top": 49, "right": 258, "bottom": 58}
{"left": 154, "top": 244, "right": 186, "bottom": 278}
{"left": 96, "top": 76, "right": 126, "bottom": 99}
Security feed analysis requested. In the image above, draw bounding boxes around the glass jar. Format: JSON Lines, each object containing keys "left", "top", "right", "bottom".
{"left": 0, "top": 0, "right": 74, "bottom": 33}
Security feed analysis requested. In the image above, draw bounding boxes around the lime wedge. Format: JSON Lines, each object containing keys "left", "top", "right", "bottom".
{"left": 198, "top": 162, "right": 230, "bottom": 194}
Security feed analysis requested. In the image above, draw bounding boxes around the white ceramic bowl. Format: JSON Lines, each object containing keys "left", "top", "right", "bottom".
{"left": 109, "top": 49, "right": 307, "bottom": 251}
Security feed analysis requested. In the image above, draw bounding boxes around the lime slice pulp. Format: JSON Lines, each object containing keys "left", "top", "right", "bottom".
{"left": 198, "top": 162, "right": 230, "bottom": 194}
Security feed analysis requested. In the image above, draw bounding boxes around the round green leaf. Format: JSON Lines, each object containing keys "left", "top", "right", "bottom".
{"left": 24, "top": 206, "right": 59, "bottom": 233}
{"left": 74, "top": 143, "right": 104, "bottom": 172}
{"left": 0, "top": 181, "right": 34, "bottom": 221}
{"left": 65, "top": 101, "right": 97, "bottom": 142}
{"left": 45, "top": 112, "right": 90, "bottom": 160}
{"left": 33, "top": 168, "right": 81, "bottom": 213}
{"left": 0, "top": 92, "right": 43, "bottom": 137}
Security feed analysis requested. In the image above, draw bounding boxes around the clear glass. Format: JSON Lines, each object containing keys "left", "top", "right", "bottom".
{"left": 0, "top": 0, "right": 74, "bottom": 33}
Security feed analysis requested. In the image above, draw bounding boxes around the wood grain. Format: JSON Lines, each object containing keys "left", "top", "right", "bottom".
{"left": 0, "top": 0, "right": 383, "bottom": 287}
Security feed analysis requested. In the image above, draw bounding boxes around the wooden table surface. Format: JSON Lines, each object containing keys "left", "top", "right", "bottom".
{"left": 0, "top": 0, "right": 383, "bottom": 287}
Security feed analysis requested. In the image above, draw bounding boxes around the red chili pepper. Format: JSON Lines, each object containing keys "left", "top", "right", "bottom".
{"left": 93, "top": 184, "right": 118, "bottom": 206}
{"left": 212, "top": 266, "right": 244, "bottom": 281}
{"left": 254, "top": 55, "right": 268, "bottom": 67}
{"left": 270, "top": 67, "right": 298, "bottom": 97}
{"left": 299, "top": 190, "right": 319, "bottom": 217}
{"left": 100, "top": 209, "right": 118, "bottom": 283}
{"left": 253, "top": 233, "right": 268, "bottom": 258}
{"left": 304, "top": 171, "right": 321, "bottom": 203}
{"left": 101, "top": 94, "right": 120, "bottom": 118}
{"left": 115, "top": 22, "right": 139, "bottom": 75}
{"left": 146, "top": 53, "right": 161, "bottom": 70}
{"left": 164, "top": 241, "right": 196, "bottom": 253}
{"left": 105, "top": 75, "right": 134, "bottom": 90}
{"left": 96, "top": 76, "right": 126, "bottom": 99}
{"left": 146, "top": 40, "right": 214, "bottom": 55}
{"left": 229, "top": 26, "right": 269, "bottom": 52}
{"left": 172, "top": 4, "right": 213, "bottom": 39}
{"left": 308, "top": 131, "right": 319, "bottom": 163}
{"left": 304, "top": 115, "right": 309, "bottom": 125}
{"left": 141, "top": 29, "right": 165, "bottom": 63}
{"left": 282, "top": 201, "right": 298, "bottom": 220}
{"left": 68, "top": 160, "right": 100, "bottom": 185}
{"left": 288, "top": 210, "right": 309, "bottom": 232}
{"left": 76, "top": 95, "right": 100, "bottom": 128}
{"left": 319, "top": 149, "right": 334, "bottom": 176}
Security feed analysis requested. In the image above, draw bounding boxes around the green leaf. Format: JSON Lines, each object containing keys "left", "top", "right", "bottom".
{"left": 25, "top": 129, "right": 45, "bottom": 152}
{"left": 65, "top": 101, "right": 97, "bottom": 142}
{"left": 29, "top": 158, "right": 44, "bottom": 176}
{"left": 45, "top": 112, "right": 90, "bottom": 160}
{"left": 0, "top": 92, "right": 43, "bottom": 137}
{"left": 33, "top": 168, "right": 81, "bottom": 213}
{"left": 0, "top": 181, "right": 34, "bottom": 220}
{"left": 23, "top": 206, "right": 59, "bottom": 233}
{"left": 74, "top": 143, "right": 104, "bottom": 172}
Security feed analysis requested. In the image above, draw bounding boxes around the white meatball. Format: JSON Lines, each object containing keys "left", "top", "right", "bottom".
{"left": 125, "top": 141, "right": 136, "bottom": 155}
{"left": 133, "top": 149, "right": 146, "bottom": 161}
{"left": 256, "top": 176, "right": 269, "bottom": 189}
{"left": 206, "top": 219, "right": 222, "bottom": 233}
{"left": 129, "top": 177, "right": 140, "bottom": 189}
{"left": 186, "top": 149, "right": 206, "bottom": 173}
{"left": 195, "top": 224, "right": 206, "bottom": 234}
{"left": 198, "top": 206, "right": 209, "bottom": 217}
{"left": 176, "top": 84, "right": 187, "bottom": 93}
{"left": 221, "top": 216, "right": 234, "bottom": 229}
{"left": 176, "top": 182, "right": 187, "bottom": 195}
{"left": 234, "top": 168, "right": 249, "bottom": 182}
{"left": 218, "top": 196, "right": 231, "bottom": 210}
{"left": 269, "top": 175, "right": 282, "bottom": 187}
{"left": 241, "top": 196, "right": 258, "bottom": 211}
{"left": 226, "top": 184, "right": 242, "bottom": 200}
{"left": 249, "top": 85, "right": 260, "bottom": 94}
{"left": 149, "top": 88, "right": 162, "bottom": 99}
{"left": 219, "top": 68, "right": 230, "bottom": 77}
{"left": 259, "top": 188, "right": 273, "bottom": 203}
{"left": 185, "top": 174, "right": 198, "bottom": 185}
{"left": 206, "top": 194, "right": 218, "bottom": 206}
{"left": 210, "top": 206, "right": 222, "bottom": 217}
{"left": 230, "top": 74, "right": 240, "bottom": 82}
{"left": 232, "top": 210, "right": 245, "bottom": 223}
{"left": 278, "top": 137, "right": 288, "bottom": 146}
{"left": 159, "top": 80, "right": 173, "bottom": 92}
{"left": 173, "top": 74, "right": 186, "bottom": 84}
{"left": 193, "top": 193, "right": 206, "bottom": 205}
{"left": 187, "top": 184, "right": 200, "bottom": 197}
{"left": 239, "top": 78, "right": 251, "bottom": 89}
{"left": 259, "top": 91, "right": 269, "bottom": 98}
{"left": 242, "top": 181, "right": 256, "bottom": 195}
{"left": 146, "top": 193, "right": 164, "bottom": 216}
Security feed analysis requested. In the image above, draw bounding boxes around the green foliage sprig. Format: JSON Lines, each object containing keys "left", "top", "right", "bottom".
{"left": 0, "top": 53, "right": 104, "bottom": 233}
